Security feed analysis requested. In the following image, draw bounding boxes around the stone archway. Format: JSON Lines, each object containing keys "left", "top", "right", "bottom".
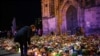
{"left": 66, "top": 5, "right": 78, "bottom": 35}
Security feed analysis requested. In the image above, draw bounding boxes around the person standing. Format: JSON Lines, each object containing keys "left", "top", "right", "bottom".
{"left": 14, "top": 25, "right": 33, "bottom": 56}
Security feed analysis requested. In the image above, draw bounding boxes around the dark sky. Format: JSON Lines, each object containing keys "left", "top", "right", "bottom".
{"left": 0, "top": 0, "right": 41, "bottom": 30}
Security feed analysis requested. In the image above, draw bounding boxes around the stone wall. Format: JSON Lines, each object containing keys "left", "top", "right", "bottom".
{"left": 42, "top": 17, "right": 57, "bottom": 35}
{"left": 84, "top": 7, "right": 100, "bottom": 34}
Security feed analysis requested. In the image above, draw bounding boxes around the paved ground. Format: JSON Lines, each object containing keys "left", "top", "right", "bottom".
{"left": 0, "top": 48, "right": 20, "bottom": 56}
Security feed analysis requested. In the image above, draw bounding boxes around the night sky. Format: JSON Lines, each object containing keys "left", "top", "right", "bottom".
{"left": 0, "top": 0, "right": 41, "bottom": 30}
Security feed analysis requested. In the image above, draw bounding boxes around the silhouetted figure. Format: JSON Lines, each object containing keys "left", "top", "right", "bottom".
{"left": 75, "top": 27, "right": 85, "bottom": 36}
{"left": 31, "top": 25, "right": 36, "bottom": 36}
{"left": 38, "top": 28, "right": 42, "bottom": 36}
{"left": 14, "top": 25, "right": 32, "bottom": 56}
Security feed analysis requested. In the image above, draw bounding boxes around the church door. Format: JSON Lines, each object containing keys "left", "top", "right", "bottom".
{"left": 66, "top": 5, "right": 78, "bottom": 35}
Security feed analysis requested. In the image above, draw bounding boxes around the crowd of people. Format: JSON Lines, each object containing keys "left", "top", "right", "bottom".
{"left": 0, "top": 33, "right": 100, "bottom": 56}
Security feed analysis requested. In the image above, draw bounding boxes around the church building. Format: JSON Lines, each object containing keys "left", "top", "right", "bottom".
{"left": 41, "top": 0, "right": 100, "bottom": 35}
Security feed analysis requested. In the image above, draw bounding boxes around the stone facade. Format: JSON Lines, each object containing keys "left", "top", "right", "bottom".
{"left": 41, "top": 0, "right": 100, "bottom": 35}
